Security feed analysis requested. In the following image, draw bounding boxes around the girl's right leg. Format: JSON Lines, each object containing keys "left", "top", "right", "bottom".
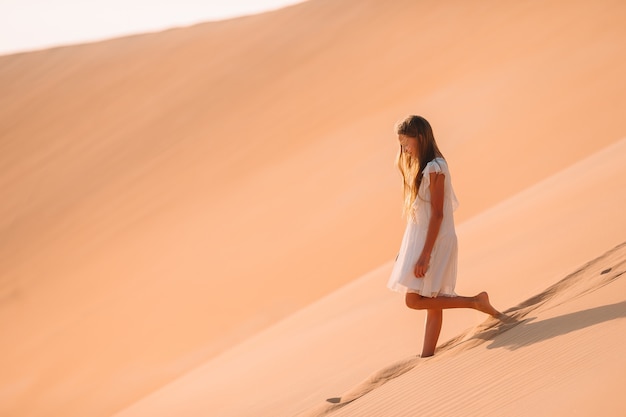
{"left": 406, "top": 292, "right": 502, "bottom": 357}
{"left": 405, "top": 291, "right": 500, "bottom": 317}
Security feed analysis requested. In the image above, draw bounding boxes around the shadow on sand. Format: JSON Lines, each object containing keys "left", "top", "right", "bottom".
{"left": 476, "top": 300, "right": 626, "bottom": 350}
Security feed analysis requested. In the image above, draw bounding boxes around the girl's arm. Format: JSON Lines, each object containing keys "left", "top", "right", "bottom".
{"left": 414, "top": 172, "right": 445, "bottom": 278}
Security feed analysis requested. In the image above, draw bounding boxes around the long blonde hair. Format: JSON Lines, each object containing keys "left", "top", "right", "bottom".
{"left": 395, "top": 115, "right": 444, "bottom": 218}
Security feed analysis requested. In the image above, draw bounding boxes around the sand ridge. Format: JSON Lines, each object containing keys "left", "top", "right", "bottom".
{"left": 112, "top": 135, "right": 626, "bottom": 416}
{"left": 299, "top": 241, "right": 626, "bottom": 417}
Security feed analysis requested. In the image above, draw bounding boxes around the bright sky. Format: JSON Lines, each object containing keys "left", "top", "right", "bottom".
{"left": 0, "top": 0, "right": 305, "bottom": 56}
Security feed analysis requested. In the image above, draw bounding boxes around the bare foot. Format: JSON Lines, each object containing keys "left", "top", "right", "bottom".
{"left": 474, "top": 292, "right": 501, "bottom": 317}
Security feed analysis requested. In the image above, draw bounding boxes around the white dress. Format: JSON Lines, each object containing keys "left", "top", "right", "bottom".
{"left": 387, "top": 158, "right": 459, "bottom": 297}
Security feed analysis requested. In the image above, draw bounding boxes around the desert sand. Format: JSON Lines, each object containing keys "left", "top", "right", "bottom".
{"left": 1, "top": 0, "right": 625, "bottom": 416}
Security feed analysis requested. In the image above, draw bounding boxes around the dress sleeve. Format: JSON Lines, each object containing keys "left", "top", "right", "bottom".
{"left": 421, "top": 159, "right": 444, "bottom": 190}
{"left": 421, "top": 158, "right": 460, "bottom": 211}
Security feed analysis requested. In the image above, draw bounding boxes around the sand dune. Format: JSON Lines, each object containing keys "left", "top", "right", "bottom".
{"left": 1, "top": 0, "right": 626, "bottom": 416}
{"left": 112, "top": 138, "right": 626, "bottom": 417}
{"left": 304, "top": 243, "right": 626, "bottom": 417}
{"left": 116, "top": 243, "right": 626, "bottom": 416}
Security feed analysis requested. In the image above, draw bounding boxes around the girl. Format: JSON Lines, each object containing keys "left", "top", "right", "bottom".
{"left": 387, "top": 115, "right": 501, "bottom": 357}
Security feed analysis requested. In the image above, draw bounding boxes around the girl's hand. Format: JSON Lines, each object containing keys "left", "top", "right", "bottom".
{"left": 414, "top": 253, "right": 430, "bottom": 278}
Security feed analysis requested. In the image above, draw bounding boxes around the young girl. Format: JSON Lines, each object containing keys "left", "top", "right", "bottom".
{"left": 387, "top": 115, "right": 501, "bottom": 357}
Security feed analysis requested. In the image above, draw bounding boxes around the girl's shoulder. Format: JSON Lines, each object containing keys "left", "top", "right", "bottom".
{"left": 423, "top": 157, "right": 449, "bottom": 174}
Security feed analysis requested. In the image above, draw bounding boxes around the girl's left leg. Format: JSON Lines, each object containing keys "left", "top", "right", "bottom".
{"left": 422, "top": 309, "right": 443, "bottom": 357}
{"left": 406, "top": 292, "right": 502, "bottom": 357}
